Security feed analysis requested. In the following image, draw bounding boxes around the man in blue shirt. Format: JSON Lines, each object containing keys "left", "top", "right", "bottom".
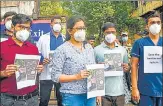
{"left": 37, "top": 15, "right": 65, "bottom": 106}
{"left": 131, "top": 12, "right": 162, "bottom": 106}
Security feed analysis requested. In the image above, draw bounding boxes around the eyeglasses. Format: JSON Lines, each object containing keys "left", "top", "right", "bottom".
{"left": 150, "top": 21, "right": 161, "bottom": 25}
{"left": 72, "top": 27, "right": 87, "bottom": 31}
{"left": 54, "top": 22, "right": 61, "bottom": 24}
{"left": 17, "top": 25, "right": 31, "bottom": 31}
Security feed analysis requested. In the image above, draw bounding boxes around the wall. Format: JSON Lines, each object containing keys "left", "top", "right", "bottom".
{"left": 1, "top": 1, "right": 35, "bottom": 19}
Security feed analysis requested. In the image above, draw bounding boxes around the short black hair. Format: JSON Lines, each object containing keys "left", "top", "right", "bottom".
{"left": 51, "top": 15, "right": 62, "bottom": 23}
{"left": 12, "top": 14, "right": 32, "bottom": 26}
{"left": 102, "top": 22, "right": 116, "bottom": 32}
{"left": 146, "top": 11, "right": 160, "bottom": 24}
{"left": 3, "top": 11, "right": 17, "bottom": 20}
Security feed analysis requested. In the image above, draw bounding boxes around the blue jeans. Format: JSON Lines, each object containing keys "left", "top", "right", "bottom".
{"left": 61, "top": 93, "right": 96, "bottom": 106}
{"left": 139, "top": 94, "right": 162, "bottom": 106}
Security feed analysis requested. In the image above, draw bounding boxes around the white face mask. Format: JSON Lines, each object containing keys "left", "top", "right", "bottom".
{"left": 122, "top": 36, "right": 128, "bottom": 42}
{"left": 16, "top": 30, "right": 30, "bottom": 42}
{"left": 105, "top": 33, "right": 116, "bottom": 43}
{"left": 149, "top": 24, "right": 161, "bottom": 35}
{"left": 5, "top": 20, "right": 12, "bottom": 30}
{"left": 74, "top": 30, "right": 86, "bottom": 42}
{"left": 53, "top": 24, "right": 61, "bottom": 32}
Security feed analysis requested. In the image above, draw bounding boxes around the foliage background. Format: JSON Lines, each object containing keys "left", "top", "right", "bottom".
{"left": 40, "top": 1, "right": 146, "bottom": 44}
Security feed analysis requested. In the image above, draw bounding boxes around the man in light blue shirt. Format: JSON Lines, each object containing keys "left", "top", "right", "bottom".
{"left": 94, "top": 22, "right": 129, "bottom": 106}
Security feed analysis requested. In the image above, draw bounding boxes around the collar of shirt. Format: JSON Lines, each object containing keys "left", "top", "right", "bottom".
{"left": 147, "top": 36, "right": 162, "bottom": 46}
{"left": 101, "top": 41, "right": 119, "bottom": 49}
{"left": 7, "top": 37, "right": 32, "bottom": 47}
{"left": 50, "top": 30, "right": 62, "bottom": 38}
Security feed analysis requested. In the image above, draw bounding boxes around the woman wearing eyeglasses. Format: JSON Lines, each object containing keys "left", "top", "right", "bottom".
{"left": 51, "top": 16, "right": 96, "bottom": 106}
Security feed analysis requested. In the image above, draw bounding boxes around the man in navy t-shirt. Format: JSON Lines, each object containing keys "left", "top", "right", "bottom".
{"left": 131, "top": 12, "right": 162, "bottom": 106}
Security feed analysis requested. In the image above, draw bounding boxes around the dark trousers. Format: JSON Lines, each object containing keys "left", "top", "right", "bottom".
{"left": 39, "top": 80, "right": 62, "bottom": 106}
{"left": 1, "top": 94, "right": 39, "bottom": 106}
{"left": 102, "top": 95, "right": 125, "bottom": 106}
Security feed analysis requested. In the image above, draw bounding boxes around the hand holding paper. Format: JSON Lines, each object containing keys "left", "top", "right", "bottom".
{"left": 36, "top": 65, "right": 44, "bottom": 73}
{"left": 43, "top": 58, "right": 50, "bottom": 65}
{"left": 122, "top": 63, "right": 129, "bottom": 72}
{"left": 76, "top": 70, "right": 90, "bottom": 80}
{"left": 1, "top": 65, "right": 18, "bottom": 77}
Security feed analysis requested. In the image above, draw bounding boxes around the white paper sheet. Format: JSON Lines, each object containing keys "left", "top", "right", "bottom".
{"left": 104, "top": 52, "right": 123, "bottom": 76}
{"left": 86, "top": 64, "right": 105, "bottom": 99}
{"left": 144, "top": 46, "right": 162, "bottom": 73}
{"left": 14, "top": 54, "right": 41, "bottom": 89}
{"left": 49, "top": 51, "right": 55, "bottom": 61}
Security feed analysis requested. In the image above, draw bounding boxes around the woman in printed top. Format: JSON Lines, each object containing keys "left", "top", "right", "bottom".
{"left": 51, "top": 16, "right": 96, "bottom": 106}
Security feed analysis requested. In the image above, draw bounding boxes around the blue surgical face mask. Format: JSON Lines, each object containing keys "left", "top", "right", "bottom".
{"left": 121, "top": 36, "right": 128, "bottom": 42}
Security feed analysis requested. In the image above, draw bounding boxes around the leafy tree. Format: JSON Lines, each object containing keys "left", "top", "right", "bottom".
{"left": 62, "top": 1, "right": 114, "bottom": 36}
{"left": 110, "top": 1, "right": 145, "bottom": 37}
{"left": 40, "top": 1, "right": 71, "bottom": 16}
{"left": 40, "top": 1, "right": 145, "bottom": 44}
{"left": 62, "top": 1, "right": 145, "bottom": 43}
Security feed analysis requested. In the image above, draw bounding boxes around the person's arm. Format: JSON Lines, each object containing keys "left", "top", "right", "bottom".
{"left": 51, "top": 48, "right": 89, "bottom": 83}
{"left": 130, "top": 40, "right": 140, "bottom": 102}
{"left": 59, "top": 70, "right": 89, "bottom": 83}
{"left": 131, "top": 57, "right": 139, "bottom": 89}
{"left": 0, "top": 65, "right": 17, "bottom": 78}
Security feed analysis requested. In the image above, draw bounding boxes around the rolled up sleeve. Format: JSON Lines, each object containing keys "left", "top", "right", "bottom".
{"left": 131, "top": 40, "right": 140, "bottom": 58}
{"left": 51, "top": 48, "right": 65, "bottom": 83}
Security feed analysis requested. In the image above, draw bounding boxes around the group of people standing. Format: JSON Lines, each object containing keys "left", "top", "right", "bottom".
{"left": 0, "top": 10, "right": 162, "bottom": 106}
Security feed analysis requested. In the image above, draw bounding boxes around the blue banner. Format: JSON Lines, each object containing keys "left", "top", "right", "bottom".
{"left": 30, "top": 20, "right": 51, "bottom": 42}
